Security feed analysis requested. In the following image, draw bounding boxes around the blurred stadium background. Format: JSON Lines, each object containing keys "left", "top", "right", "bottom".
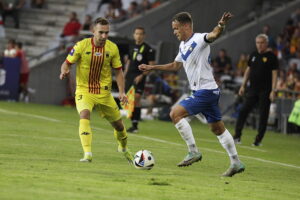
{"left": 1, "top": 1, "right": 300, "bottom": 199}
{"left": 1, "top": 0, "right": 300, "bottom": 134}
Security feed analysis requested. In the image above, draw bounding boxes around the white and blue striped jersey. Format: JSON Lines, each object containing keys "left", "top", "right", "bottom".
{"left": 175, "top": 33, "right": 218, "bottom": 90}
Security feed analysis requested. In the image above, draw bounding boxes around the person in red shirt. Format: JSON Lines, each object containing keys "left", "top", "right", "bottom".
{"left": 16, "top": 42, "right": 30, "bottom": 101}
{"left": 60, "top": 12, "right": 81, "bottom": 49}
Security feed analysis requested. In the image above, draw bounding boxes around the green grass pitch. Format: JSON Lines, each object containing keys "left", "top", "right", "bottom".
{"left": 0, "top": 101, "right": 299, "bottom": 200}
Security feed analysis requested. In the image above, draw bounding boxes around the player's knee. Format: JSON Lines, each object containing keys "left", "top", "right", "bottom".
{"left": 210, "top": 121, "right": 225, "bottom": 135}
{"left": 114, "top": 121, "right": 124, "bottom": 132}
{"left": 80, "top": 109, "right": 90, "bottom": 119}
{"left": 170, "top": 109, "right": 181, "bottom": 124}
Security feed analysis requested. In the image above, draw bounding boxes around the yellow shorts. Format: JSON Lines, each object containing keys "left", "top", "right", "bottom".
{"left": 75, "top": 92, "right": 121, "bottom": 122}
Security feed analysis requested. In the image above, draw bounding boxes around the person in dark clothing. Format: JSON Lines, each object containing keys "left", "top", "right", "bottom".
{"left": 124, "top": 27, "right": 155, "bottom": 133}
{"left": 234, "top": 33, "right": 278, "bottom": 146}
{"left": 1, "top": 0, "right": 25, "bottom": 29}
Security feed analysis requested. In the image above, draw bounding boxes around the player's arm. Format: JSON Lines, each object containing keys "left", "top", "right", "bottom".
{"left": 238, "top": 66, "right": 250, "bottom": 96}
{"left": 114, "top": 68, "right": 128, "bottom": 104}
{"left": 134, "top": 60, "right": 155, "bottom": 84}
{"left": 206, "top": 12, "right": 233, "bottom": 42}
{"left": 270, "top": 69, "right": 278, "bottom": 101}
{"left": 59, "top": 61, "right": 72, "bottom": 80}
{"left": 139, "top": 61, "right": 182, "bottom": 72}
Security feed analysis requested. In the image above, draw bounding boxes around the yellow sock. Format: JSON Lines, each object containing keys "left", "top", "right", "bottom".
{"left": 79, "top": 119, "right": 92, "bottom": 153}
{"left": 114, "top": 129, "right": 128, "bottom": 150}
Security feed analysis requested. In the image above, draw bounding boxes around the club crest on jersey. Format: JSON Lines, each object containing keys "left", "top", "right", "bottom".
{"left": 69, "top": 48, "right": 75, "bottom": 56}
{"left": 105, "top": 52, "right": 110, "bottom": 58}
{"left": 95, "top": 52, "right": 102, "bottom": 56}
{"left": 136, "top": 54, "right": 143, "bottom": 61}
{"left": 262, "top": 57, "right": 267, "bottom": 62}
{"left": 180, "top": 41, "right": 197, "bottom": 61}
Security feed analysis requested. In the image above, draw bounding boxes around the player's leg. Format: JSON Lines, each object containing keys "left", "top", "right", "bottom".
{"left": 234, "top": 92, "right": 257, "bottom": 143}
{"left": 99, "top": 94, "right": 133, "bottom": 163}
{"left": 76, "top": 93, "right": 94, "bottom": 162}
{"left": 170, "top": 104, "right": 202, "bottom": 167}
{"left": 209, "top": 121, "right": 245, "bottom": 176}
{"left": 254, "top": 91, "right": 271, "bottom": 146}
{"left": 200, "top": 88, "right": 244, "bottom": 176}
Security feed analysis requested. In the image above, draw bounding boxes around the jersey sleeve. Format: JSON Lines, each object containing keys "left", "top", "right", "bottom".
{"left": 270, "top": 53, "right": 279, "bottom": 70}
{"left": 112, "top": 44, "right": 122, "bottom": 69}
{"left": 175, "top": 45, "right": 183, "bottom": 62}
{"left": 66, "top": 41, "right": 83, "bottom": 64}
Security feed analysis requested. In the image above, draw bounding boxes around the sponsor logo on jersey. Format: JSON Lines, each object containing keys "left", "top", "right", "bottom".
{"left": 69, "top": 48, "right": 75, "bottom": 56}
{"left": 95, "top": 52, "right": 102, "bottom": 56}
{"left": 262, "top": 57, "right": 267, "bottom": 62}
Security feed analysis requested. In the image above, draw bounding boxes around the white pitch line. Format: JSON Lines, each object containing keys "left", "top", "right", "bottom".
{"left": 0, "top": 108, "right": 61, "bottom": 122}
{"left": 0, "top": 108, "right": 299, "bottom": 170}
{"left": 199, "top": 138, "right": 267, "bottom": 152}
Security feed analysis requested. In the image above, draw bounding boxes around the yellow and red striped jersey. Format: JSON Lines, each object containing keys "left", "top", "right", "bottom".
{"left": 66, "top": 37, "right": 122, "bottom": 94}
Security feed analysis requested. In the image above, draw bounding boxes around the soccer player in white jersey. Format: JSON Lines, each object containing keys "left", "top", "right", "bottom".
{"left": 139, "top": 12, "right": 245, "bottom": 177}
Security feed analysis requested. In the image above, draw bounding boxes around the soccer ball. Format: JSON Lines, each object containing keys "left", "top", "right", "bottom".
{"left": 134, "top": 150, "right": 155, "bottom": 170}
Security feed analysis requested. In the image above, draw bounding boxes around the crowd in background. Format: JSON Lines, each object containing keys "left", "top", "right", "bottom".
{"left": 213, "top": 8, "right": 300, "bottom": 99}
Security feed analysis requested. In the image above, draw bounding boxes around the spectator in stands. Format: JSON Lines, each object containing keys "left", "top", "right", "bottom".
{"left": 234, "top": 34, "right": 278, "bottom": 146}
{"left": 82, "top": 14, "right": 93, "bottom": 31}
{"left": 262, "top": 24, "right": 276, "bottom": 49}
{"left": 213, "top": 48, "right": 232, "bottom": 75}
{"left": 276, "top": 69, "right": 287, "bottom": 98}
{"left": 289, "top": 27, "right": 300, "bottom": 55}
{"left": 290, "top": 8, "right": 300, "bottom": 26}
{"left": 236, "top": 53, "right": 248, "bottom": 73}
{"left": 140, "top": 0, "right": 151, "bottom": 13}
{"left": 105, "top": 0, "right": 127, "bottom": 23}
{"left": 1, "top": 0, "right": 25, "bottom": 29}
{"left": 127, "top": 1, "right": 140, "bottom": 18}
{"left": 61, "top": 12, "right": 81, "bottom": 38}
{"left": 0, "top": 15, "right": 5, "bottom": 38}
{"left": 286, "top": 62, "right": 299, "bottom": 92}
{"left": 145, "top": 73, "right": 173, "bottom": 119}
{"left": 31, "top": 0, "right": 46, "bottom": 9}
{"left": 4, "top": 39, "right": 16, "bottom": 57}
{"left": 289, "top": 50, "right": 300, "bottom": 70}
{"left": 60, "top": 12, "right": 81, "bottom": 49}
{"left": 151, "top": 0, "right": 161, "bottom": 8}
{"left": 15, "top": 42, "right": 30, "bottom": 102}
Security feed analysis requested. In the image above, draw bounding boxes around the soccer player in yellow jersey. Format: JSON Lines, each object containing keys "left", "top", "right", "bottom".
{"left": 59, "top": 17, "right": 133, "bottom": 164}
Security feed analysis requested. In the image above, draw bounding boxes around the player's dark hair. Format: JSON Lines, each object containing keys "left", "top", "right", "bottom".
{"left": 134, "top": 26, "right": 145, "bottom": 34}
{"left": 93, "top": 17, "right": 109, "bottom": 26}
{"left": 172, "top": 12, "right": 193, "bottom": 24}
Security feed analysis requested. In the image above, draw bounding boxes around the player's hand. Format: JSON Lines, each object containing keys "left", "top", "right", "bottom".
{"left": 134, "top": 75, "right": 143, "bottom": 84}
{"left": 139, "top": 64, "right": 153, "bottom": 72}
{"left": 59, "top": 68, "right": 70, "bottom": 80}
{"left": 119, "top": 92, "right": 128, "bottom": 105}
{"left": 238, "top": 86, "right": 245, "bottom": 96}
{"left": 218, "top": 12, "right": 233, "bottom": 26}
{"left": 269, "top": 90, "right": 276, "bottom": 102}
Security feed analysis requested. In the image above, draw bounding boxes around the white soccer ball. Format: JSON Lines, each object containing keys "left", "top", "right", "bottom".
{"left": 134, "top": 150, "right": 155, "bottom": 170}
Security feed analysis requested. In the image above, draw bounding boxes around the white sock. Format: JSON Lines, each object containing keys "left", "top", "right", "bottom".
{"left": 175, "top": 118, "right": 198, "bottom": 153}
{"left": 85, "top": 152, "right": 92, "bottom": 156}
{"left": 217, "top": 129, "right": 240, "bottom": 165}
